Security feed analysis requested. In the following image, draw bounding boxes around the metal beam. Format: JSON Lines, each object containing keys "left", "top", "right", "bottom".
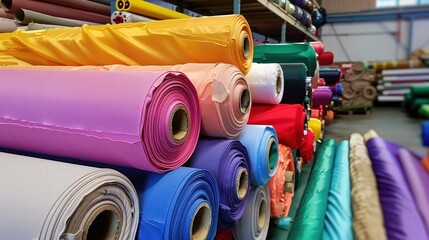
{"left": 407, "top": 17, "right": 415, "bottom": 58}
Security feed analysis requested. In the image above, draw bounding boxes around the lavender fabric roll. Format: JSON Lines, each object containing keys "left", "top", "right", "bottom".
{"left": 366, "top": 137, "right": 429, "bottom": 240}
{"left": 312, "top": 87, "right": 333, "bottom": 107}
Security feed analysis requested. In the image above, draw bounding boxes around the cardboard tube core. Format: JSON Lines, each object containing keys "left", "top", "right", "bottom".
{"left": 276, "top": 73, "right": 282, "bottom": 94}
{"left": 258, "top": 199, "right": 267, "bottom": 231}
{"left": 267, "top": 137, "right": 278, "bottom": 172}
{"left": 242, "top": 34, "right": 250, "bottom": 59}
{"left": 239, "top": 89, "right": 251, "bottom": 114}
{"left": 14, "top": 9, "right": 25, "bottom": 23}
{"left": 191, "top": 202, "right": 211, "bottom": 240}
{"left": 170, "top": 105, "right": 189, "bottom": 143}
{"left": 1, "top": 0, "right": 12, "bottom": 10}
{"left": 236, "top": 168, "right": 249, "bottom": 200}
{"left": 85, "top": 206, "right": 121, "bottom": 240}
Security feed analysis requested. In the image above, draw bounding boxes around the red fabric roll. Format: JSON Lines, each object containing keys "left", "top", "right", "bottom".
{"left": 300, "top": 130, "right": 315, "bottom": 164}
{"left": 215, "top": 229, "right": 234, "bottom": 240}
{"left": 318, "top": 78, "right": 326, "bottom": 86}
{"left": 310, "top": 41, "right": 324, "bottom": 56}
{"left": 0, "top": 9, "right": 13, "bottom": 19}
{"left": 311, "top": 105, "right": 323, "bottom": 120}
{"left": 248, "top": 104, "right": 306, "bottom": 149}
{"left": 318, "top": 51, "right": 334, "bottom": 66}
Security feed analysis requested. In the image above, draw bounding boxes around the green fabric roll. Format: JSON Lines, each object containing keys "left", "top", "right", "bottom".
{"left": 411, "top": 98, "right": 429, "bottom": 116}
{"left": 254, "top": 43, "right": 317, "bottom": 77}
{"left": 411, "top": 84, "right": 429, "bottom": 99}
{"left": 288, "top": 139, "right": 336, "bottom": 240}
{"left": 419, "top": 104, "right": 429, "bottom": 118}
{"left": 280, "top": 63, "right": 308, "bottom": 104}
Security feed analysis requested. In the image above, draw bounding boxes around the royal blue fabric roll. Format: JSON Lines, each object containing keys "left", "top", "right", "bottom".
{"left": 422, "top": 121, "right": 429, "bottom": 147}
{"left": 130, "top": 167, "right": 220, "bottom": 240}
{"left": 237, "top": 125, "right": 279, "bottom": 186}
{"left": 323, "top": 141, "right": 353, "bottom": 240}
{"left": 186, "top": 139, "right": 251, "bottom": 228}
{"left": 366, "top": 137, "right": 429, "bottom": 240}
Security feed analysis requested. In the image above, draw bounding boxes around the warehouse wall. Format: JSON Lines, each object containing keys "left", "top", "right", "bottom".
{"left": 322, "top": 0, "right": 375, "bottom": 14}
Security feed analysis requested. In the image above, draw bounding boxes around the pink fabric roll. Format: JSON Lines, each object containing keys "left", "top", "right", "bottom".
{"left": 0, "top": 69, "right": 201, "bottom": 172}
{"left": 0, "top": 9, "right": 13, "bottom": 19}
{"left": 310, "top": 41, "right": 324, "bottom": 56}
{"left": 318, "top": 78, "right": 326, "bottom": 86}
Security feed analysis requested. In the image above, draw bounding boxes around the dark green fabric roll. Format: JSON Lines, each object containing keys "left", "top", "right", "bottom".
{"left": 288, "top": 139, "right": 336, "bottom": 240}
{"left": 411, "top": 84, "right": 429, "bottom": 99}
{"left": 254, "top": 43, "right": 317, "bottom": 77}
{"left": 280, "top": 63, "right": 308, "bottom": 104}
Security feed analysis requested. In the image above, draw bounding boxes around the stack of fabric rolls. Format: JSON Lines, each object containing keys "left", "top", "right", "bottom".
{"left": 404, "top": 84, "right": 429, "bottom": 118}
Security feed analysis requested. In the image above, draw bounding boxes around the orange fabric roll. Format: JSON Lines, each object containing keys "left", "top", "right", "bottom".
{"left": 325, "top": 110, "right": 335, "bottom": 126}
{"left": 268, "top": 144, "right": 295, "bottom": 218}
{"left": 423, "top": 157, "right": 429, "bottom": 173}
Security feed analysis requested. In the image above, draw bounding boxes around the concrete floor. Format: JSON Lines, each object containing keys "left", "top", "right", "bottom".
{"left": 324, "top": 106, "right": 426, "bottom": 155}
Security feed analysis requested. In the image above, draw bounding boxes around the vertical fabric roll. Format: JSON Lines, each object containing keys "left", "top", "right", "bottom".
{"left": 115, "top": 0, "right": 190, "bottom": 19}
{"left": 246, "top": 63, "right": 284, "bottom": 104}
{"left": 268, "top": 144, "right": 295, "bottom": 218}
{"left": 313, "top": 86, "right": 333, "bottom": 106}
{"left": 288, "top": 139, "right": 336, "bottom": 240}
{"left": 319, "top": 68, "right": 342, "bottom": 85}
{"left": 248, "top": 104, "right": 306, "bottom": 149}
{"left": 366, "top": 136, "right": 429, "bottom": 240}
{"left": 128, "top": 167, "right": 219, "bottom": 240}
{"left": 237, "top": 125, "right": 279, "bottom": 186}
{"left": 0, "top": 15, "right": 253, "bottom": 74}
{"left": 309, "top": 118, "right": 322, "bottom": 140}
{"left": 299, "top": 130, "right": 315, "bottom": 164}
{"left": 253, "top": 43, "right": 317, "bottom": 77}
{"left": 186, "top": 139, "right": 250, "bottom": 227}
{"left": 0, "top": 151, "right": 139, "bottom": 239}
{"left": 280, "top": 63, "right": 308, "bottom": 104}
{"left": 0, "top": 69, "right": 200, "bottom": 172}
{"left": 233, "top": 185, "right": 271, "bottom": 240}
{"left": 323, "top": 141, "right": 352, "bottom": 240}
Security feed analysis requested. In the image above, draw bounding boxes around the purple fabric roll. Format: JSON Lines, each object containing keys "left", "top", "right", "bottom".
{"left": 186, "top": 139, "right": 251, "bottom": 228}
{"left": 312, "top": 87, "right": 333, "bottom": 106}
{"left": 366, "top": 137, "right": 429, "bottom": 240}
{"left": 397, "top": 148, "right": 429, "bottom": 230}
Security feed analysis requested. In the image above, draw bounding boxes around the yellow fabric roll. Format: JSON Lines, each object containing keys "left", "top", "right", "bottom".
{"left": 116, "top": 0, "right": 190, "bottom": 19}
{"left": 308, "top": 118, "right": 322, "bottom": 140}
{"left": 0, "top": 14, "right": 253, "bottom": 74}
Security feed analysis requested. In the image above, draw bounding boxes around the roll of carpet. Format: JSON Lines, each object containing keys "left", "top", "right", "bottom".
{"left": 310, "top": 41, "right": 324, "bottom": 56}
{"left": 349, "top": 133, "right": 387, "bottom": 240}
{"left": 365, "top": 135, "right": 429, "bottom": 239}
{"left": 0, "top": 69, "right": 200, "bottom": 172}
{"left": 318, "top": 51, "right": 334, "bottom": 66}
{"left": 186, "top": 139, "right": 250, "bottom": 227}
{"left": 313, "top": 86, "right": 333, "bottom": 106}
{"left": 280, "top": 63, "right": 308, "bottom": 104}
{"left": 248, "top": 104, "right": 306, "bottom": 149}
{"left": 237, "top": 125, "right": 279, "bottom": 186}
{"left": 0, "top": 18, "right": 17, "bottom": 33}
{"left": 323, "top": 141, "right": 352, "bottom": 240}
{"left": 254, "top": 43, "right": 317, "bottom": 77}
{"left": 111, "top": 10, "right": 153, "bottom": 24}
{"left": 115, "top": 0, "right": 190, "bottom": 19}
{"left": 14, "top": 9, "right": 97, "bottom": 26}
{"left": 319, "top": 68, "right": 342, "bottom": 85}
{"left": 0, "top": 151, "right": 139, "bottom": 239}
{"left": 0, "top": 14, "right": 253, "bottom": 75}
{"left": 422, "top": 121, "right": 429, "bottom": 147}
{"left": 309, "top": 118, "right": 322, "bottom": 140}
{"left": 268, "top": 144, "right": 295, "bottom": 218}
{"left": 288, "top": 139, "right": 336, "bottom": 239}
{"left": 246, "top": 63, "right": 284, "bottom": 104}
{"left": 299, "top": 130, "right": 315, "bottom": 164}
{"left": 128, "top": 167, "right": 220, "bottom": 240}
{"left": 397, "top": 148, "right": 429, "bottom": 230}
{"left": 233, "top": 185, "right": 270, "bottom": 240}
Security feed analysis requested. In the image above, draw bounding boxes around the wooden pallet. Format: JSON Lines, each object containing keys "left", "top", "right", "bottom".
{"left": 337, "top": 107, "right": 372, "bottom": 115}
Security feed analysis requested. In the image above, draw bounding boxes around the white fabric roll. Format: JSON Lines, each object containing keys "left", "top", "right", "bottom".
{"left": 111, "top": 11, "right": 153, "bottom": 24}
{"left": 0, "top": 17, "right": 17, "bottom": 33}
{"left": 0, "top": 152, "right": 139, "bottom": 239}
{"left": 246, "top": 63, "right": 284, "bottom": 104}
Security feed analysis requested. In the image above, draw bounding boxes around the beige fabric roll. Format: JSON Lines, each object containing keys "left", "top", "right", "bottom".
{"left": 349, "top": 133, "right": 387, "bottom": 240}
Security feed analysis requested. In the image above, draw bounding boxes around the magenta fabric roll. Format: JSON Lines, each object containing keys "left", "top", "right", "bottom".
{"left": 312, "top": 86, "right": 333, "bottom": 106}
{"left": 0, "top": 69, "right": 200, "bottom": 172}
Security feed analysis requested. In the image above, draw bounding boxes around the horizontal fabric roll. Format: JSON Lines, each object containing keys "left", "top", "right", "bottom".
{"left": 423, "top": 157, "right": 429, "bottom": 173}
{"left": 318, "top": 78, "right": 326, "bottom": 86}
{"left": 0, "top": 14, "right": 253, "bottom": 75}
{"left": 311, "top": 107, "right": 322, "bottom": 119}
{"left": 299, "top": 130, "right": 315, "bottom": 164}
{"left": 323, "top": 141, "right": 352, "bottom": 240}
{"left": 186, "top": 139, "right": 250, "bottom": 227}
{"left": 128, "top": 167, "right": 219, "bottom": 240}
{"left": 233, "top": 185, "right": 270, "bottom": 240}
{"left": 418, "top": 104, "right": 429, "bottom": 118}
{"left": 215, "top": 229, "right": 234, "bottom": 240}
{"left": 115, "top": 0, "right": 190, "bottom": 19}
{"left": 313, "top": 86, "right": 333, "bottom": 106}
{"left": 248, "top": 104, "right": 306, "bottom": 149}
{"left": 26, "top": 23, "right": 67, "bottom": 30}
{"left": 14, "top": 8, "right": 97, "bottom": 26}
{"left": 366, "top": 136, "right": 429, "bottom": 239}
{"left": 268, "top": 144, "right": 295, "bottom": 218}
{"left": 237, "top": 125, "right": 279, "bottom": 186}
{"left": 411, "top": 84, "right": 429, "bottom": 98}
{"left": 422, "top": 121, "right": 429, "bottom": 147}
{"left": 111, "top": 10, "right": 153, "bottom": 24}
{"left": 280, "top": 63, "right": 308, "bottom": 104}
{"left": 0, "top": 151, "right": 139, "bottom": 239}
{"left": 310, "top": 41, "right": 324, "bottom": 55}
{"left": 0, "top": 8, "right": 14, "bottom": 19}
{"left": 325, "top": 110, "right": 335, "bottom": 126}
{"left": 0, "top": 18, "right": 17, "bottom": 33}
{"left": 318, "top": 51, "right": 334, "bottom": 66}
{"left": 38, "top": 0, "right": 111, "bottom": 15}
{"left": 253, "top": 43, "right": 317, "bottom": 77}
{"left": 0, "top": 69, "right": 200, "bottom": 172}
{"left": 289, "top": 139, "right": 336, "bottom": 240}
{"left": 246, "top": 63, "right": 284, "bottom": 104}
{"left": 309, "top": 118, "right": 322, "bottom": 140}
{"left": 319, "top": 68, "right": 342, "bottom": 85}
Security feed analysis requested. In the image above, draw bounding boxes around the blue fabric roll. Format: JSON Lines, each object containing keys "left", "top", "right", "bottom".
{"left": 323, "top": 141, "right": 353, "bottom": 240}
{"left": 187, "top": 139, "right": 251, "bottom": 228}
{"left": 130, "top": 167, "right": 220, "bottom": 240}
{"left": 422, "top": 121, "right": 429, "bottom": 147}
{"left": 237, "top": 125, "right": 279, "bottom": 186}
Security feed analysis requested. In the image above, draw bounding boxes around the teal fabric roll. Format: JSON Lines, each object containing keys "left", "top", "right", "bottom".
{"left": 288, "top": 139, "right": 336, "bottom": 240}
{"left": 323, "top": 141, "right": 353, "bottom": 240}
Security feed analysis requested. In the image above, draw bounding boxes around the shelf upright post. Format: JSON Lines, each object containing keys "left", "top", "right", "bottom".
{"left": 234, "top": 0, "right": 241, "bottom": 14}
{"left": 281, "top": 22, "right": 286, "bottom": 43}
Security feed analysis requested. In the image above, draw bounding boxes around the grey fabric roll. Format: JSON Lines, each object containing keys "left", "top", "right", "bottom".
{"left": 15, "top": 8, "right": 97, "bottom": 26}
{"left": 0, "top": 17, "right": 17, "bottom": 32}
{"left": 27, "top": 22, "right": 68, "bottom": 30}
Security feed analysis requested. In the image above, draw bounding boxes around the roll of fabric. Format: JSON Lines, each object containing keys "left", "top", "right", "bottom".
{"left": 39, "top": 0, "right": 110, "bottom": 15}
{"left": 233, "top": 185, "right": 270, "bottom": 240}
{"left": 325, "top": 110, "right": 335, "bottom": 126}
{"left": 410, "top": 98, "right": 429, "bottom": 116}
{"left": 0, "top": 8, "right": 14, "bottom": 19}
{"left": 292, "top": 5, "right": 304, "bottom": 21}
{"left": 369, "top": 59, "right": 422, "bottom": 72}
{"left": 0, "top": 0, "right": 110, "bottom": 23}
{"left": 280, "top": 63, "right": 308, "bottom": 104}
{"left": 0, "top": 69, "right": 200, "bottom": 172}
{"left": 310, "top": 41, "right": 324, "bottom": 56}
{"left": 320, "top": 68, "right": 342, "bottom": 85}
{"left": 300, "top": 130, "right": 315, "bottom": 164}
{"left": 254, "top": 43, "right": 317, "bottom": 77}
{"left": 237, "top": 125, "right": 279, "bottom": 186}
{"left": 411, "top": 84, "right": 429, "bottom": 98}
{"left": 289, "top": 139, "right": 336, "bottom": 239}
{"left": 318, "top": 78, "right": 326, "bottom": 86}
{"left": 115, "top": 0, "right": 190, "bottom": 19}
{"left": 366, "top": 136, "right": 429, "bottom": 239}
{"left": 0, "top": 17, "right": 17, "bottom": 33}
{"left": 318, "top": 51, "right": 334, "bottom": 66}
{"left": 0, "top": 14, "right": 253, "bottom": 75}
{"left": 323, "top": 141, "right": 352, "bottom": 240}
{"left": 0, "top": 151, "right": 139, "bottom": 239}
{"left": 313, "top": 87, "right": 333, "bottom": 106}
{"left": 248, "top": 104, "right": 306, "bottom": 149}
{"left": 418, "top": 104, "right": 429, "bottom": 118}
{"left": 309, "top": 118, "right": 322, "bottom": 140}
{"left": 26, "top": 22, "right": 67, "bottom": 30}
{"left": 246, "top": 63, "right": 284, "bottom": 104}
{"left": 422, "top": 121, "right": 429, "bottom": 147}
{"left": 311, "top": 108, "right": 322, "bottom": 119}
{"left": 349, "top": 133, "right": 387, "bottom": 240}
{"left": 128, "top": 167, "right": 219, "bottom": 240}
{"left": 397, "top": 148, "right": 429, "bottom": 230}
{"left": 14, "top": 9, "right": 97, "bottom": 26}
{"left": 186, "top": 139, "right": 250, "bottom": 227}
{"left": 269, "top": 144, "right": 295, "bottom": 218}
{"left": 300, "top": 11, "right": 311, "bottom": 27}
{"left": 423, "top": 157, "right": 429, "bottom": 173}
{"left": 215, "top": 229, "right": 234, "bottom": 240}
{"left": 111, "top": 10, "right": 153, "bottom": 24}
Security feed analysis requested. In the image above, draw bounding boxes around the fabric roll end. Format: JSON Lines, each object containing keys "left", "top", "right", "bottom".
{"left": 191, "top": 202, "right": 212, "bottom": 240}
{"left": 236, "top": 167, "right": 249, "bottom": 200}
{"left": 170, "top": 105, "right": 189, "bottom": 143}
